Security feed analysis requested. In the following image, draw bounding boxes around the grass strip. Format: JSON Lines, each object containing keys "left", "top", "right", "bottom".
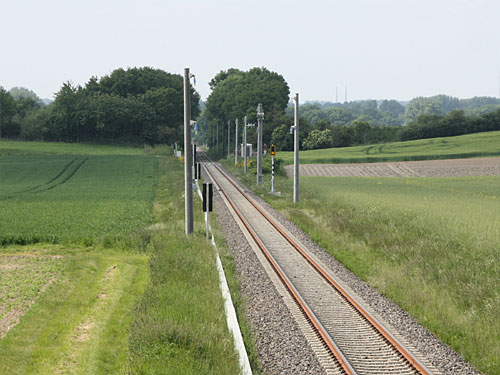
{"left": 0, "top": 139, "right": 144, "bottom": 156}
{"left": 127, "top": 155, "right": 247, "bottom": 374}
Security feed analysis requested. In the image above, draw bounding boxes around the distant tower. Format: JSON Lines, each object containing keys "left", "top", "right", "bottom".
{"left": 336, "top": 86, "right": 338, "bottom": 103}
{"left": 345, "top": 86, "right": 348, "bottom": 102}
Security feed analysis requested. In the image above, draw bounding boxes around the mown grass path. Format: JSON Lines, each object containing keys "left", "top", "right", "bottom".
{"left": 0, "top": 247, "right": 148, "bottom": 375}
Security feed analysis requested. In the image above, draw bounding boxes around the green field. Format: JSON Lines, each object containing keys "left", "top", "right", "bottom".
{"left": 0, "top": 154, "right": 157, "bottom": 246}
{"left": 278, "top": 130, "right": 500, "bottom": 164}
{"left": 0, "top": 140, "right": 249, "bottom": 374}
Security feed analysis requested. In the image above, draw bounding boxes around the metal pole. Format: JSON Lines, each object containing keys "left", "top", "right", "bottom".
{"left": 293, "top": 93, "right": 299, "bottom": 203}
{"left": 234, "top": 118, "right": 238, "bottom": 165}
{"left": 243, "top": 116, "right": 247, "bottom": 173}
{"left": 256, "top": 103, "right": 263, "bottom": 185}
{"left": 184, "top": 68, "right": 193, "bottom": 234}
{"left": 227, "top": 120, "right": 231, "bottom": 158}
{"left": 216, "top": 123, "right": 219, "bottom": 153}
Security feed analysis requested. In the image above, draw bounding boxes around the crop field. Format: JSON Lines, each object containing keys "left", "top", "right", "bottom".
{"left": 278, "top": 130, "right": 500, "bottom": 164}
{"left": 0, "top": 154, "right": 157, "bottom": 245}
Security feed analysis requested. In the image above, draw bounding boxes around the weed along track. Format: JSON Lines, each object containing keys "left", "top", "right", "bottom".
{"left": 200, "top": 155, "right": 438, "bottom": 375}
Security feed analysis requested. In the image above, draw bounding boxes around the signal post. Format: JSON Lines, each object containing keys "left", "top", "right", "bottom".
{"left": 270, "top": 144, "right": 276, "bottom": 193}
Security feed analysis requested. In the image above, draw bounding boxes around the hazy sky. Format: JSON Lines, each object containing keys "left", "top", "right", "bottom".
{"left": 1, "top": 0, "right": 499, "bottom": 102}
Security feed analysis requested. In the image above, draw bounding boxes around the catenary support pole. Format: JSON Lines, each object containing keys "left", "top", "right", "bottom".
{"left": 243, "top": 116, "right": 247, "bottom": 173}
{"left": 234, "top": 118, "right": 238, "bottom": 165}
{"left": 293, "top": 93, "right": 299, "bottom": 203}
{"left": 256, "top": 103, "right": 264, "bottom": 185}
{"left": 184, "top": 68, "right": 193, "bottom": 234}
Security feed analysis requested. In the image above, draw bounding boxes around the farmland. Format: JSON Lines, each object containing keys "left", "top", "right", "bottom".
{"left": 0, "top": 141, "right": 245, "bottom": 374}
{"left": 278, "top": 130, "right": 500, "bottom": 164}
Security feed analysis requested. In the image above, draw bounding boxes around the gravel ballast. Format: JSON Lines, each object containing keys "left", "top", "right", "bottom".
{"left": 209, "top": 164, "right": 481, "bottom": 375}
{"left": 213, "top": 183, "right": 326, "bottom": 374}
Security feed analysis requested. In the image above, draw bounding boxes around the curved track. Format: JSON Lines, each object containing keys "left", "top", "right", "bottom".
{"left": 200, "top": 154, "right": 437, "bottom": 375}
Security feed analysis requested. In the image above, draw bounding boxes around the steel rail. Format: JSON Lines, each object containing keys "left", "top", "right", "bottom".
{"left": 202, "top": 155, "right": 432, "bottom": 375}
{"left": 202, "top": 159, "right": 355, "bottom": 375}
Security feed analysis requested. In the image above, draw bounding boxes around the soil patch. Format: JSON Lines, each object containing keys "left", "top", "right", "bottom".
{"left": 0, "top": 252, "right": 64, "bottom": 338}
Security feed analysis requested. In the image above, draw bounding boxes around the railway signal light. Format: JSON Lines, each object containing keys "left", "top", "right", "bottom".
{"left": 270, "top": 144, "right": 276, "bottom": 156}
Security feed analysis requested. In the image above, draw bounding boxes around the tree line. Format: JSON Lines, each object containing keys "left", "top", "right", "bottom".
{"left": 2, "top": 66, "right": 499, "bottom": 151}
{"left": 0, "top": 67, "right": 200, "bottom": 145}
{"left": 200, "top": 71, "right": 500, "bottom": 152}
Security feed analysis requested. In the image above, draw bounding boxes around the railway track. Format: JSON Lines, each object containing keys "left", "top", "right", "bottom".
{"left": 199, "top": 154, "right": 437, "bottom": 375}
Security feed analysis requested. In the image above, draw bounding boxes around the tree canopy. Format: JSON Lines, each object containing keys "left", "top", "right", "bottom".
{"left": 204, "top": 67, "right": 290, "bottom": 155}
{"left": 7, "top": 67, "right": 200, "bottom": 145}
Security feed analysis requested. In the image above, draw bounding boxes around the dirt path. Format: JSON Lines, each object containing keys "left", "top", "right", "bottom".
{"left": 286, "top": 156, "right": 500, "bottom": 178}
